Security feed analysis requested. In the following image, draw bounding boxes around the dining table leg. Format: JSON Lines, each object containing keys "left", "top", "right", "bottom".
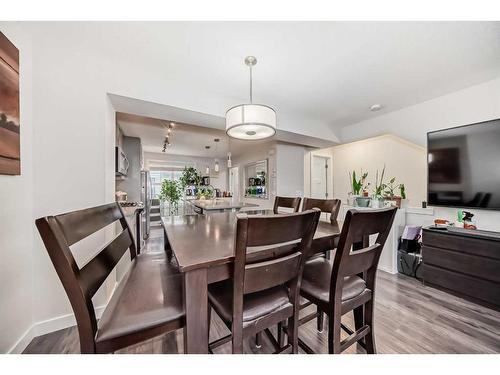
{"left": 183, "top": 268, "right": 209, "bottom": 354}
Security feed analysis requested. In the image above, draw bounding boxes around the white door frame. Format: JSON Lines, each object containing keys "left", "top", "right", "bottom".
{"left": 309, "top": 154, "right": 333, "bottom": 199}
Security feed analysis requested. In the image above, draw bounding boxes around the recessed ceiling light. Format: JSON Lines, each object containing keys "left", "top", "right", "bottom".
{"left": 370, "top": 104, "right": 383, "bottom": 112}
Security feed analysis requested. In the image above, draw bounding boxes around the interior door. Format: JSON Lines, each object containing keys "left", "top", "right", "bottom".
{"left": 311, "top": 156, "right": 329, "bottom": 199}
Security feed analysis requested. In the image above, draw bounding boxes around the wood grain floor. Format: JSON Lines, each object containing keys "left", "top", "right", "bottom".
{"left": 23, "top": 228, "right": 500, "bottom": 354}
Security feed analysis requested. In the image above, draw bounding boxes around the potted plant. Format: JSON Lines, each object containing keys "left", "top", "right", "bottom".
{"left": 180, "top": 166, "right": 201, "bottom": 188}
{"left": 196, "top": 186, "right": 214, "bottom": 200}
{"left": 399, "top": 183, "right": 408, "bottom": 208}
{"left": 159, "top": 179, "right": 182, "bottom": 215}
{"left": 372, "top": 166, "right": 386, "bottom": 208}
{"left": 349, "top": 170, "right": 370, "bottom": 207}
{"left": 384, "top": 177, "right": 403, "bottom": 208}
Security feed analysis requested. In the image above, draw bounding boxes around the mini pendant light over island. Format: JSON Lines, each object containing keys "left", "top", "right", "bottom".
{"left": 226, "top": 56, "right": 276, "bottom": 140}
{"left": 213, "top": 138, "right": 220, "bottom": 172}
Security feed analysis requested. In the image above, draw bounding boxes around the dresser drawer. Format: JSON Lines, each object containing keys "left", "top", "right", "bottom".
{"left": 422, "top": 264, "right": 500, "bottom": 307}
{"left": 422, "top": 245, "right": 500, "bottom": 283}
{"left": 423, "top": 230, "right": 500, "bottom": 260}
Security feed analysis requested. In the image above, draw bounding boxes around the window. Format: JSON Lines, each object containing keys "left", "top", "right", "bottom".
{"left": 150, "top": 170, "right": 183, "bottom": 198}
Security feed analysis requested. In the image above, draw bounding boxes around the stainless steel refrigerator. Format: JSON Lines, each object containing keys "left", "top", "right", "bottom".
{"left": 140, "top": 170, "right": 153, "bottom": 240}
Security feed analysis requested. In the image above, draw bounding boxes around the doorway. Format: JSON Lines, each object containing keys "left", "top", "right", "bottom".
{"left": 311, "top": 155, "right": 331, "bottom": 199}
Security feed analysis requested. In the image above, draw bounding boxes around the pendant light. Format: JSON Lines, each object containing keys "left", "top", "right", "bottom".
{"left": 214, "top": 138, "right": 220, "bottom": 173}
{"left": 204, "top": 145, "right": 210, "bottom": 175}
{"left": 226, "top": 56, "right": 276, "bottom": 140}
{"left": 227, "top": 152, "right": 232, "bottom": 168}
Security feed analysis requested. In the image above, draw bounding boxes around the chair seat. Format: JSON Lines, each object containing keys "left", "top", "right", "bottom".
{"left": 95, "top": 252, "right": 185, "bottom": 351}
{"left": 301, "top": 257, "right": 369, "bottom": 306}
{"left": 208, "top": 280, "right": 293, "bottom": 328}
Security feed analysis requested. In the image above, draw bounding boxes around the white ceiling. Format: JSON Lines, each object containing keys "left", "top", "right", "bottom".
{"left": 117, "top": 112, "right": 230, "bottom": 158}
{"left": 116, "top": 112, "right": 278, "bottom": 158}
{"left": 84, "top": 21, "right": 500, "bottom": 132}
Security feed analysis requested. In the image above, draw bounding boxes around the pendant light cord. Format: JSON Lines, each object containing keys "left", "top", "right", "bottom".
{"left": 249, "top": 64, "right": 253, "bottom": 104}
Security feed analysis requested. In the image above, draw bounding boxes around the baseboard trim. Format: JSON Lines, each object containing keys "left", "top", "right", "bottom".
{"left": 7, "top": 326, "right": 36, "bottom": 354}
{"left": 33, "top": 305, "right": 106, "bottom": 337}
{"left": 7, "top": 305, "right": 106, "bottom": 354}
{"left": 378, "top": 265, "right": 397, "bottom": 275}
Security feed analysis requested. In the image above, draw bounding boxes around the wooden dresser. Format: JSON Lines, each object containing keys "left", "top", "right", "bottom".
{"left": 422, "top": 227, "right": 500, "bottom": 310}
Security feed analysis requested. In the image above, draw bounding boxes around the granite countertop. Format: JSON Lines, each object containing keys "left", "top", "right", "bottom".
{"left": 190, "top": 199, "right": 258, "bottom": 211}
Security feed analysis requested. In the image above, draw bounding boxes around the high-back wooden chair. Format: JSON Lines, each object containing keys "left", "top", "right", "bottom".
{"left": 298, "top": 207, "right": 397, "bottom": 354}
{"left": 300, "top": 197, "right": 342, "bottom": 332}
{"left": 35, "top": 202, "right": 184, "bottom": 353}
{"left": 302, "top": 198, "right": 341, "bottom": 223}
{"left": 207, "top": 209, "right": 321, "bottom": 354}
{"left": 273, "top": 196, "right": 302, "bottom": 214}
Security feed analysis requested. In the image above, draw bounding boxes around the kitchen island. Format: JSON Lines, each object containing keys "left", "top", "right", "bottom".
{"left": 189, "top": 198, "right": 258, "bottom": 214}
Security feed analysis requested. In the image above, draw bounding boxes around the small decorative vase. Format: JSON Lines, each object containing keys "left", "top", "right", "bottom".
{"left": 371, "top": 196, "right": 383, "bottom": 208}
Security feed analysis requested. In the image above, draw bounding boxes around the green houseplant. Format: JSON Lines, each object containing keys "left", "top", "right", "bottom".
{"left": 384, "top": 177, "right": 406, "bottom": 208}
{"left": 372, "top": 166, "right": 386, "bottom": 208}
{"left": 196, "top": 186, "right": 214, "bottom": 200}
{"left": 349, "top": 170, "right": 368, "bottom": 196}
{"left": 349, "top": 170, "right": 370, "bottom": 207}
{"left": 159, "top": 179, "right": 182, "bottom": 215}
{"left": 399, "top": 183, "right": 406, "bottom": 199}
{"left": 179, "top": 166, "right": 201, "bottom": 188}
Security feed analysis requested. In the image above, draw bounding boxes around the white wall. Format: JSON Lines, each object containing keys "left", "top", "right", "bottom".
{"left": 276, "top": 143, "right": 306, "bottom": 197}
{"left": 0, "top": 24, "right": 34, "bottom": 353}
{"left": 341, "top": 78, "right": 500, "bottom": 146}
{"left": 339, "top": 77, "right": 500, "bottom": 230}
{"left": 304, "top": 135, "right": 426, "bottom": 208}
{"left": 334, "top": 135, "right": 426, "bottom": 207}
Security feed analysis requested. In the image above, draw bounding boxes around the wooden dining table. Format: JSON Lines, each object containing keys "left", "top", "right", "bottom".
{"left": 161, "top": 210, "right": 343, "bottom": 353}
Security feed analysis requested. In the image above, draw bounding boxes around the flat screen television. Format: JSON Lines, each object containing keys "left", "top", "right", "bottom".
{"left": 427, "top": 118, "right": 500, "bottom": 210}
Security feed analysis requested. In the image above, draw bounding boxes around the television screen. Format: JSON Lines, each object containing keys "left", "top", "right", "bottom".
{"left": 427, "top": 118, "right": 500, "bottom": 209}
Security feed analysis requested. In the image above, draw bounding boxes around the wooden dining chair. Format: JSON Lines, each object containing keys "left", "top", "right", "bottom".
{"left": 273, "top": 196, "right": 302, "bottom": 214}
{"left": 298, "top": 207, "right": 397, "bottom": 354}
{"left": 207, "top": 209, "right": 321, "bottom": 354}
{"left": 301, "top": 197, "right": 341, "bottom": 332}
{"left": 35, "top": 203, "right": 185, "bottom": 353}
{"left": 302, "top": 198, "right": 341, "bottom": 223}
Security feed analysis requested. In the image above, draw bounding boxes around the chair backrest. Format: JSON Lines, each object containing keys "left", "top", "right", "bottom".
{"left": 330, "top": 207, "right": 397, "bottom": 303}
{"left": 232, "top": 209, "right": 321, "bottom": 324}
{"left": 302, "top": 198, "right": 341, "bottom": 223}
{"left": 35, "top": 202, "right": 136, "bottom": 353}
{"left": 273, "top": 196, "right": 302, "bottom": 214}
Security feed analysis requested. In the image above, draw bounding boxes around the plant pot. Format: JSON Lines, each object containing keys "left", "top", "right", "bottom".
{"left": 355, "top": 197, "right": 371, "bottom": 208}
{"left": 348, "top": 194, "right": 360, "bottom": 206}
{"left": 371, "top": 197, "right": 384, "bottom": 208}
{"left": 385, "top": 196, "right": 402, "bottom": 208}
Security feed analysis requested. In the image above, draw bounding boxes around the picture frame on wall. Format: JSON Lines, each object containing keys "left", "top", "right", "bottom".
{"left": 0, "top": 31, "right": 20, "bottom": 175}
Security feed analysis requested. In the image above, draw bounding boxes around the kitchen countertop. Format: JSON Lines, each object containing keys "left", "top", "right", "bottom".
{"left": 189, "top": 199, "right": 258, "bottom": 211}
